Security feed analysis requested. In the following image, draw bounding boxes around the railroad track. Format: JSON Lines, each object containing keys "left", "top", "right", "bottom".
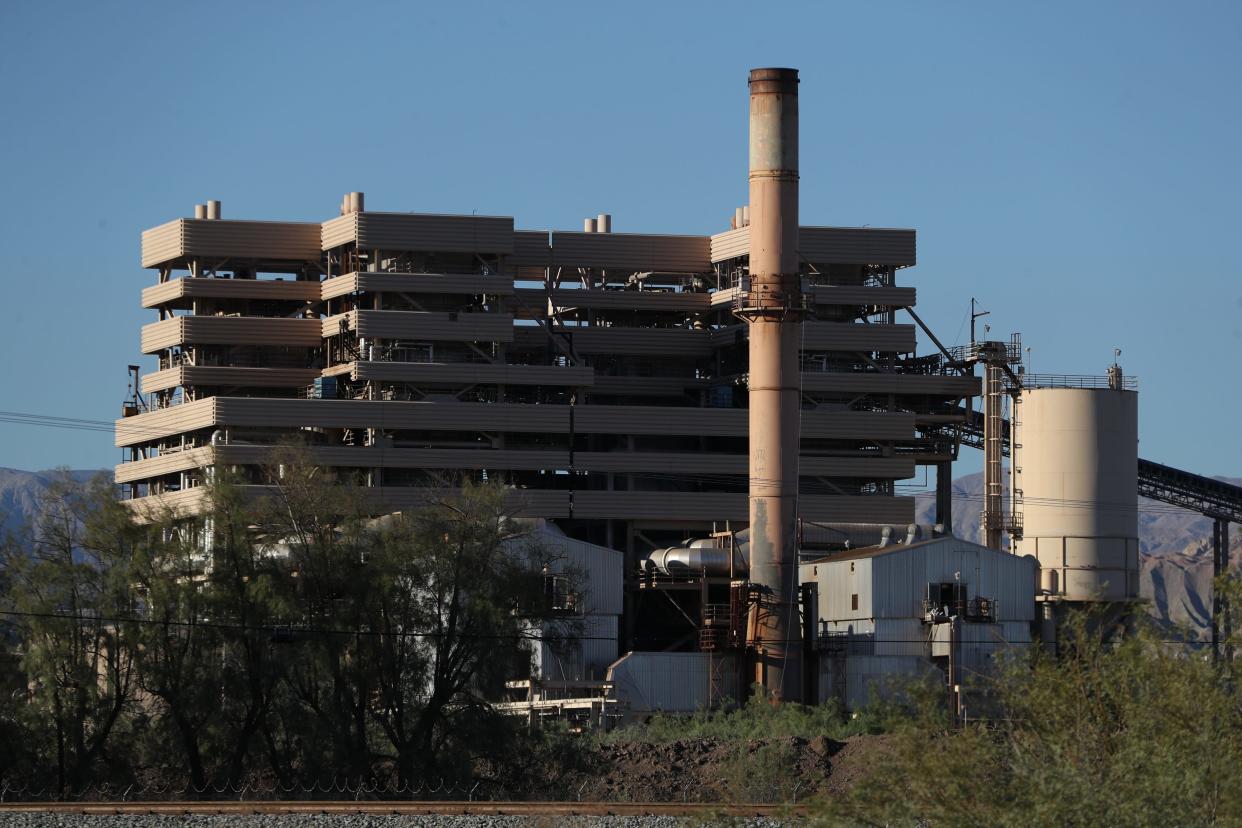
{"left": 0, "top": 800, "right": 803, "bottom": 817}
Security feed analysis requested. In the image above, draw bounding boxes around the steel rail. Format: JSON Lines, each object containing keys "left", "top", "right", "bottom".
{"left": 0, "top": 800, "right": 803, "bottom": 817}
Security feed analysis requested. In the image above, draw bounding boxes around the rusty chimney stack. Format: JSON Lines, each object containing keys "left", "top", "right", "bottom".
{"left": 738, "top": 67, "right": 802, "bottom": 702}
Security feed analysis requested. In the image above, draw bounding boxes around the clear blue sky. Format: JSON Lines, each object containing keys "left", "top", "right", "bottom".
{"left": 0, "top": 0, "right": 1238, "bottom": 477}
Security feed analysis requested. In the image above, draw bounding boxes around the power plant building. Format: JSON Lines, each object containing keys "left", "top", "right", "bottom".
{"left": 115, "top": 67, "right": 1242, "bottom": 716}
{"left": 116, "top": 210, "right": 977, "bottom": 573}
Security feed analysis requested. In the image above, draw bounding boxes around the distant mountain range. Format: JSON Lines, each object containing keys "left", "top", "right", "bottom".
{"left": 2, "top": 466, "right": 1238, "bottom": 636}
{"left": 0, "top": 467, "right": 104, "bottom": 540}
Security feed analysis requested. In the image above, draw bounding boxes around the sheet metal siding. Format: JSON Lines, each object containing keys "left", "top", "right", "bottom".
{"left": 142, "top": 219, "right": 322, "bottom": 268}
{"left": 871, "top": 539, "right": 1037, "bottom": 623}
{"left": 332, "top": 309, "right": 515, "bottom": 343}
{"left": 329, "top": 213, "right": 516, "bottom": 255}
{"left": 321, "top": 272, "right": 515, "bottom": 300}
{"left": 581, "top": 616, "right": 620, "bottom": 677}
{"left": 530, "top": 529, "right": 624, "bottom": 616}
{"left": 141, "top": 366, "right": 321, "bottom": 393}
{"left": 142, "top": 277, "right": 321, "bottom": 308}
{"left": 840, "top": 656, "right": 938, "bottom": 711}
{"left": 607, "top": 652, "right": 724, "bottom": 713}
{"left": 141, "top": 317, "right": 322, "bottom": 353}
{"left": 550, "top": 232, "right": 711, "bottom": 273}
{"left": 512, "top": 231, "right": 551, "bottom": 267}
{"left": 709, "top": 226, "right": 917, "bottom": 266}
{"left": 349, "top": 361, "right": 594, "bottom": 386}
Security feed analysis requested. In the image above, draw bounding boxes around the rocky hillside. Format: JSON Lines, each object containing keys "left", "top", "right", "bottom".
{"left": 0, "top": 467, "right": 104, "bottom": 540}
{"left": 916, "top": 471, "right": 1241, "bottom": 637}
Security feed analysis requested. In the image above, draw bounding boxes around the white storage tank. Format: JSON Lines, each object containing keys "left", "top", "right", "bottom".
{"left": 1015, "top": 386, "right": 1138, "bottom": 602}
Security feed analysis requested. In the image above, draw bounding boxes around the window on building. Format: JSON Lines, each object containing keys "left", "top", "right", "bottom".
{"left": 851, "top": 594, "right": 859, "bottom": 611}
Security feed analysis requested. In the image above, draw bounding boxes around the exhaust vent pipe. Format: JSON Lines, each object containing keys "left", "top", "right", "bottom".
{"left": 583, "top": 217, "right": 597, "bottom": 233}
{"left": 194, "top": 204, "right": 207, "bottom": 219}
{"left": 205, "top": 200, "right": 221, "bottom": 220}
{"left": 597, "top": 213, "right": 611, "bottom": 233}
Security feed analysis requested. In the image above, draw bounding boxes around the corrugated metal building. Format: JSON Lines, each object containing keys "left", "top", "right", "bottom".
{"left": 512, "top": 523, "right": 624, "bottom": 682}
{"left": 800, "top": 536, "right": 1037, "bottom": 710}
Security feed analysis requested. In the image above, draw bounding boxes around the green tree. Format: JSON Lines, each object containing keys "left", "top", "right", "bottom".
{"left": 365, "top": 482, "right": 555, "bottom": 784}
{"left": 817, "top": 612, "right": 1242, "bottom": 827}
{"left": 2, "top": 473, "right": 140, "bottom": 793}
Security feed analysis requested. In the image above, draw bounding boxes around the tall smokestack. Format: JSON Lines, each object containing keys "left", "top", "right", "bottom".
{"left": 739, "top": 67, "right": 802, "bottom": 702}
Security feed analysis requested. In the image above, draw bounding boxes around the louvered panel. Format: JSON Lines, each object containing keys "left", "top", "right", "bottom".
{"left": 211, "top": 398, "right": 571, "bottom": 433}
{"left": 336, "top": 213, "right": 515, "bottom": 254}
{"left": 114, "top": 447, "right": 216, "bottom": 484}
{"left": 801, "top": 372, "right": 979, "bottom": 396}
{"left": 569, "top": 327, "right": 712, "bottom": 357}
{"left": 148, "top": 220, "right": 322, "bottom": 266}
{"left": 710, "top": 323, "right": 916, "bottom": 353}
{"left": 588, "top": 376, "right": 706, "bottom": 397}
{"left": 801, "top": 455, "right": 916, "bottom": 478}
{"left": 123, "top": 483, "right": 575, "bottom": 522}
{"left": 321, "top": 214, "right": 358, "bottom": 250}
{"left": 573, "top": 451, "right": 743, "bottom": 474}
{"left": 140, "top": 220, "right": 184, "bottom": 268}
{"left": 140, "top": 319, "right": 186, "bottom": 352}
{"left": 141, "top": 317, "right": 321, "bottom": 353}
{"left": 801, "top": 495, "right": 916, "bottom": 524}
{"left": 140, "top": 366, "right": 321, "bottom": 393}
{"left": 179, "top": 317, "right": 321, "bottom": 349}
{"left": 802, "top": 322, "right": 916, "bottom": 353}
{"left": 372, "top": 487, "right": 571, "bottom": 518}
{"left": 801, "top": 411, "right": 914, "bottom": 441}
{"left": 516, "top": 288, "right": 710, "bottom": 313}
{"left": 349, "top": 360, "right": 593, "bottom": 386}
{"left": 710, "top": 287, "right": 741, "bottom": 307}
{"left": 710, "top": 227, "right": 750, "bottom": 262}
{"left": 346, "top": 309, "right": 515, "bottom": 343}
{"left": 800, "top": 227, "right": 916, "bottom": 266}
{"left": 321, "top": 271, "right": 515, "bottom": 300}
{"left": 115, "top": 398, "right": 217, "bottom": 446}
{"left": 123, "top": 487, "right": 212, "bottom": 520}
{"left": 574, "top": 406, "right": 744, "bottom": 436}
{"left": 708, "top": 226, "right": 917, "bottom": 267}
{"left": 572, "top": 491, "right": 745, "bottom": 521}
{"left": 550, "top": 232, "right": 711, "bottom": 273}
{"left": 808, "top": 285, "right": 916, "bottom": 307}
{"left": 512, "top": 230, "right": 550, "bottom": 266}
{"left": 142, "top": 277, "right": 321, "bottom": 308}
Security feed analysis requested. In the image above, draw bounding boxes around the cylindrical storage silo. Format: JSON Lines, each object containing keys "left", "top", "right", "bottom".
{"left": 1014, "top": 387, "right": 1138, "bottom": 602}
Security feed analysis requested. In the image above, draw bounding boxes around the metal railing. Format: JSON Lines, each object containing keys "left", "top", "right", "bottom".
{"left": 1020, "top": 373, "right": 1138, "bottom": 391}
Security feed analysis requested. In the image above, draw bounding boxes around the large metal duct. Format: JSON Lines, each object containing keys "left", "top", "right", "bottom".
{"left": 737, "top": 67, "right": 803, "bottom": 702}
{"left": 643, "top": 541, "right": 747, "bottom": 578}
